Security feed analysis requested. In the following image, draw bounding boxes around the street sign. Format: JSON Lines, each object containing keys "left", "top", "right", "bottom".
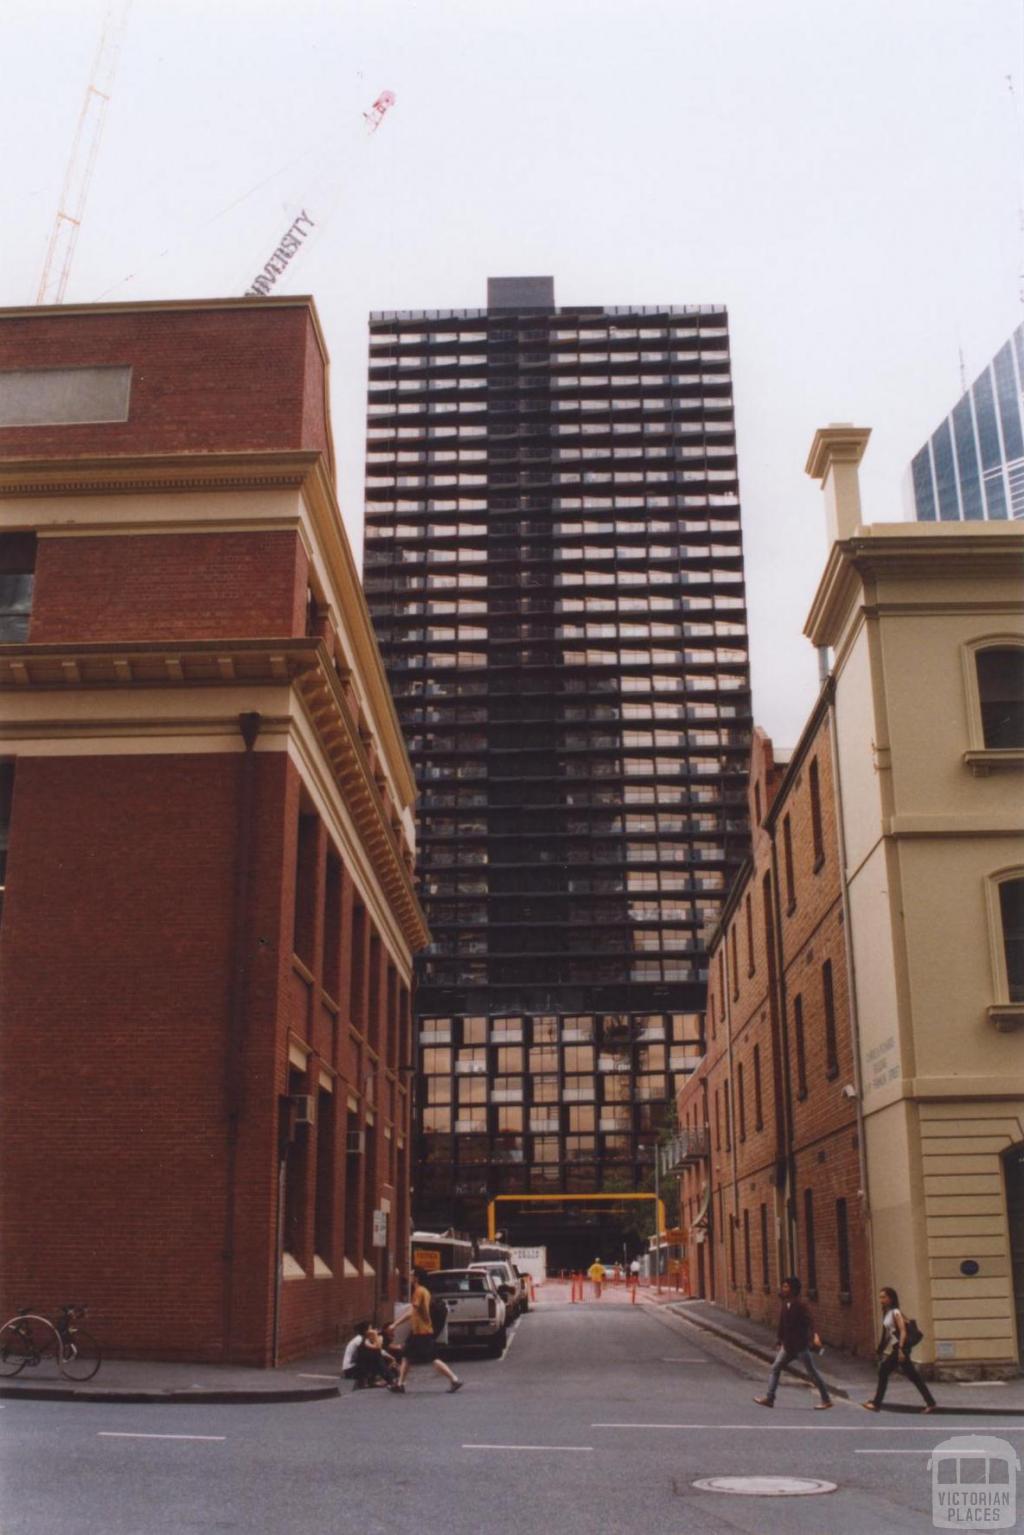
{"left": 372, "top": 1209, "right": 388, "bottom": 1247}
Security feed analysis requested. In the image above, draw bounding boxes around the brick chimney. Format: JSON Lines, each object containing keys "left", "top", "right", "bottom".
{"left": 805, "top": 424, "right": 871, "bottom": 544}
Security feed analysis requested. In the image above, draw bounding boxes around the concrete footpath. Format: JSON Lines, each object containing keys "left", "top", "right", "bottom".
{"left": 647, "top": 1291, "right": 1024, "bottom": 1417}
{"left": 0, "top": 1350, "right": 345, "bottom": 1405}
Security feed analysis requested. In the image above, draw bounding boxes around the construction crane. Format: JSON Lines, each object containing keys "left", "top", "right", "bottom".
{"left": 36, "top": 1, "right": 130, "bottom": 306}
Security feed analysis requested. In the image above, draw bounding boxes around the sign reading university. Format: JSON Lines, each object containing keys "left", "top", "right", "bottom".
{"left": 244, "top": 211, "right": 316, "bottom": 297}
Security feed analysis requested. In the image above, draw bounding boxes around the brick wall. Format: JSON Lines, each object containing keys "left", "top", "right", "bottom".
{"left": 0, "top": 745, "right": 412, "bottom": 1365}
{"left": 30, "top": 530, "right": 309, "bottom": 643}
{"left": 677, "top": 710, "right": 876, "bottom": 1357}
{"left": 0, "top": 301, "right": 331, "bottom": 465}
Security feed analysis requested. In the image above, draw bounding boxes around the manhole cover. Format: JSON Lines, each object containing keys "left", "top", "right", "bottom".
{"left": 693, "top": 1475, "right": 837, "bottom": 1497}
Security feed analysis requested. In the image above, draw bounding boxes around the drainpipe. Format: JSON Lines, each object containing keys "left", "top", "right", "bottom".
{"left": 222, "top": 711, "right": 261, "bottom": 1363}
{"left": 819, "top": 646, "right": 875, "bottom": 1302}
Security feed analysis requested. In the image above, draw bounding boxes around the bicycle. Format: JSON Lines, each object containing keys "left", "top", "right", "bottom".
{"left": 0, "top": 1304, "right": 102, "bottom": 1381}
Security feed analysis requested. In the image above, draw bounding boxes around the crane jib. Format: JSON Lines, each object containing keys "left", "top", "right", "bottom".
{"left": 244, "top": 212, "right": 317, "bottom": 297}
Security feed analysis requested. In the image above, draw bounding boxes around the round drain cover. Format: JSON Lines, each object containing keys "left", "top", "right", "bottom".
{"left": 693, "top": 1475, "right": 837, "bottom": 1497}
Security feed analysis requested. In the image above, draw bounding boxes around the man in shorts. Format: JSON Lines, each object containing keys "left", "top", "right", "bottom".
{"left": 391, "top": 1268, "right": 464, "bottom": 1394}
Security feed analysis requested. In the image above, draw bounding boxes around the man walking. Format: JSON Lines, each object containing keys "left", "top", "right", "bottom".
{"left": 391, "top": 1268, "right": 464, "bottom": 1394}
{"left": 587, "top": 1258, "right": 606, "bottom": 1299}
{"left": 754, "top": 1276, "right": 832, "bottom": 1410}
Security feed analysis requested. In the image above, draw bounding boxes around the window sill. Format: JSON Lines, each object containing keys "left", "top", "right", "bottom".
{"left": 313, "top": 1256, "right": 333, "bottom": 1279}
{"left": 988, "top": 1003, "right": 1024, "bottom": 1033}
{"left": 964, "top": 748, "right": 1024, "bottom": 777}
{"left": 282, "top": 1253, "right": 305, "bottom": 1281}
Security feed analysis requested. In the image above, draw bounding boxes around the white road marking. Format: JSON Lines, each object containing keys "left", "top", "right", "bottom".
{"left": 499, "top": 1321, "right": 519, "bottom": 1363}
{"left": 660, "top": 1356, "right": 708, "bottom": 1362}
{"left": 463, "top": 1444, "right": 593, "bottom": 1452}
{"left": 856, "top": 1448, "right": 934, "bottom": 1454}
{"left": 98, "top": 1432, "right": 226, "bottom": 1442}
{"left": 592, "top": 1422, "right": 1024, "bottom": 1432}
{"left": 296, "top": 1373, "right": 338, "bottom": 1381}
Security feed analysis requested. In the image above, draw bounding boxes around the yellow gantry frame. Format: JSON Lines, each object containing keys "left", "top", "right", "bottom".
{"left": 486, "top": 1192, "right": 667, "bottom": 1241}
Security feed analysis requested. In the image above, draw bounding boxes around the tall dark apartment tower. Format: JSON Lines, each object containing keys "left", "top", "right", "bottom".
{"left": 363, "top": 277, "right": 752, "bottom": 1251}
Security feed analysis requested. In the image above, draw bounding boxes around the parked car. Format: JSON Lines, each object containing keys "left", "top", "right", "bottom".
{"left": 424, "top": 1268, "right": 508, "bottom": 1357}
{"left": 512, "top": 1265, "right": 531, "bottom": 1313}
{"left": 469, "top": 1261, "right": 523, "bottom": 1319}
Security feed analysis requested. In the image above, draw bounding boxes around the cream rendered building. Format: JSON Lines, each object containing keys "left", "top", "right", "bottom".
{"left": 806, "top": 427, "right": 1024, "bottom": 1375}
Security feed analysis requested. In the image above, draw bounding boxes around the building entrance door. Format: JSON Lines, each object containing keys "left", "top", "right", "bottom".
{"left": 1004, "top": 1143, "right": 1024, "bottom": 1366}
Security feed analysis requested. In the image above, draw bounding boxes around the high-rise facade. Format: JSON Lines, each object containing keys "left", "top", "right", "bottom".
{"left": 907, "top": 324, "right": 1024, "bottom": 522}
{"left": 363, "top": 277, "right": 752, "bottom": 1244}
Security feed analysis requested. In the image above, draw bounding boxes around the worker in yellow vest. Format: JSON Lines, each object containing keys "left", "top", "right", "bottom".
{"left": 587, "top": 1258, "right": 606, "bottom": 1299}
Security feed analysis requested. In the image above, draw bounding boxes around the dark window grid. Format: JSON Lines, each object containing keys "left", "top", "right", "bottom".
{"left": 794, "top": 994, "right": 808, "bottom": 1099}
{"left": 782, "top": 814, "right": 796, "bottom": 912}
{"left": 822, "top": 960, "right": 839, "bottom": 1079}
{"left": 836, "top": 1196, "right": 852, "bottom": 1303}
{"left": 809, "top": 758, "right": 825, "bottom": 871}
{"left": 803, "top": 1188, "right": 818, "bottom": 1298}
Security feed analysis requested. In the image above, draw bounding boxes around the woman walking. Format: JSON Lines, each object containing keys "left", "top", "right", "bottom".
{"left": 862, "top": 1287, "right": 936, "bottom": 1413}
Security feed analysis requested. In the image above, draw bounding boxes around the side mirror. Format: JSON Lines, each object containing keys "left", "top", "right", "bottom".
{"left": 498, "top": 1285, "right": 512, "bottom": 1301}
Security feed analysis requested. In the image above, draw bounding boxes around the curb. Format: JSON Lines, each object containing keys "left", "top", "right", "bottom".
{"left": 661, "top": 1301, "right": 852, "bottom": 1400}
{"left": 0, "top": 1383, "right": 340, "bottom": 1405}
{"left": 664, "top": 1303, "right": 1024, "bottom": 1417}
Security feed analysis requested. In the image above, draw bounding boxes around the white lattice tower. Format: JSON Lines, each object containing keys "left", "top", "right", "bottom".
{"left": 36, "top": 1, "right": 130, "bottom": 305}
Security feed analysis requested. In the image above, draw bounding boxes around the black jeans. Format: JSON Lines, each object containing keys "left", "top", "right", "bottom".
{"left": 871, "top": 1349, "right": 935, "bottom": 1407}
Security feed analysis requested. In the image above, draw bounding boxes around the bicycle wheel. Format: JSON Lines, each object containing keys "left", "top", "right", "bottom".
{"left": 0, "top": 1322, "right": 33, "bottom": 1376}
{"left": 0, "top": 1316, "right": 57, "bottom": 1376}
{"left": 59, "top": 1328, "right": 101, "bottom": 1381}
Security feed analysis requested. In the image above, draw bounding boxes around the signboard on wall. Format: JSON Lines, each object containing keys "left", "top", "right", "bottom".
{"left": 412, "top": 1248, "right": 441, "bottom": 1271}
{"left": 372, "top": 1209, "right": 388, "bottom": 1248}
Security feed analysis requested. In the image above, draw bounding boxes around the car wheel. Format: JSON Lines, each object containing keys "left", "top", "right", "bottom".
{"left": 487, "top": 1327, "right": 508, "bottom": 1358}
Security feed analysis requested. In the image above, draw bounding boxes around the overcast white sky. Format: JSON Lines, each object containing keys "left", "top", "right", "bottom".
{"left": 2, "top": 0, "right": 1020, "bottom": 744}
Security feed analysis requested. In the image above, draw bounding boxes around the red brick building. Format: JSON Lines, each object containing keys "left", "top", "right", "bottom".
{"left": 674, "top": 692, "right": 876, "bottom": 1357}
{"left": 0, "top": 298, "right": 428, "bottom": 1364}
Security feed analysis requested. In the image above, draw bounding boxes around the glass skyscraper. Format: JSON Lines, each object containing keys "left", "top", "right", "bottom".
{"left": 362, "top": 277, "right": 752, "bottom": 1246}
{"left": 908, "top": 324, "right": 1024, "bottom": 522}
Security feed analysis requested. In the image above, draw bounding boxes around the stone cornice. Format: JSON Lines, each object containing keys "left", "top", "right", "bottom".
{"left": 0, "top": 637, "right": 429, "bottom": 953}
{"left": 804, "top": 523, "right": 1024, "bottom": 648}
{"left": 0, "top": 447, "right": 417, "bottom": 811}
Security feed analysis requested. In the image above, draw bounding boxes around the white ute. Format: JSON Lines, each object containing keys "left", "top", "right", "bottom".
{"left": 424, "top": 1269, "right": 508, "bottom": 1357}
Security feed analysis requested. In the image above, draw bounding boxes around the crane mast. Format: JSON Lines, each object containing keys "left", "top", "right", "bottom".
{"left": 36, "top": 2, "right": 130, "bottom": 305}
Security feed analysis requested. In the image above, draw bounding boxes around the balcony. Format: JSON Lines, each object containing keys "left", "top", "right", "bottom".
{"left": 659, "top": 1126, "right": 710, "bottom": 1173}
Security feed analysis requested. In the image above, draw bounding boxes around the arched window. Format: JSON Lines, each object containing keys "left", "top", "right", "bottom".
{"left": 987, "top": 870, "right": 1024, "bottom": 1030}
{"left": 999, "top": 876, "right": 1024, "bottom": 1003}
{"left": 976, "top": 648, "right": 1024, "bottom": 749}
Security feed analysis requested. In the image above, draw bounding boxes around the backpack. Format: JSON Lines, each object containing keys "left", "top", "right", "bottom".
{"left": 429, "top": 1295, "right": 449, "bottom": 1341}
{"left": 904, "top": 1317, "right": 924, "bottom": 1351}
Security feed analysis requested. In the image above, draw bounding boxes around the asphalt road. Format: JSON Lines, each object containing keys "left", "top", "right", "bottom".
{"left": 2, "top": 1295, "right": 1021, "bottom": 1535}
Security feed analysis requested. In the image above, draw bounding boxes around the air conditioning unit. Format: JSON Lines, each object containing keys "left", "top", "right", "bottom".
{"left": 291, "top": 1094, "right": 316, "bottom": 1126}
{"left": 347, "top": 1129, "right": 366, "bottom": 1156}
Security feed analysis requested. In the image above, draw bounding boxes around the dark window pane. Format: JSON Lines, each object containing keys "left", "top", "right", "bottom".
{"left": 911, "top": 446, "right": 936, "bottom": 521}
{"left": 953, "top": 396, "right": 983, "bottom": 521}
{"left": 973, "top": 371, "right": 1003, "bottom": 471}
{"left": 999, "top": 877, "right": 1024, "bottom": 1003}
{"left": 977, "top": 648, "right": 1024, "bottom": 749}
{"left": 931, "top": 419, "right": 960, "bottom": 521}
{"left": 994, "top": 343, "right": 1023, "bottom": 462}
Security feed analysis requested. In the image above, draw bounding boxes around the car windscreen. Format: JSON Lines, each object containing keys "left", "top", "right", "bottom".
{"left": 425, "top": 1272, "right": 489, "bottom": 1295}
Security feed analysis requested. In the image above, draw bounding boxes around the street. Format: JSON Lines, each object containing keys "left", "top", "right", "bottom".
{"left": 2, "top": 1289, "right": 1021, "bottom": 1535}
